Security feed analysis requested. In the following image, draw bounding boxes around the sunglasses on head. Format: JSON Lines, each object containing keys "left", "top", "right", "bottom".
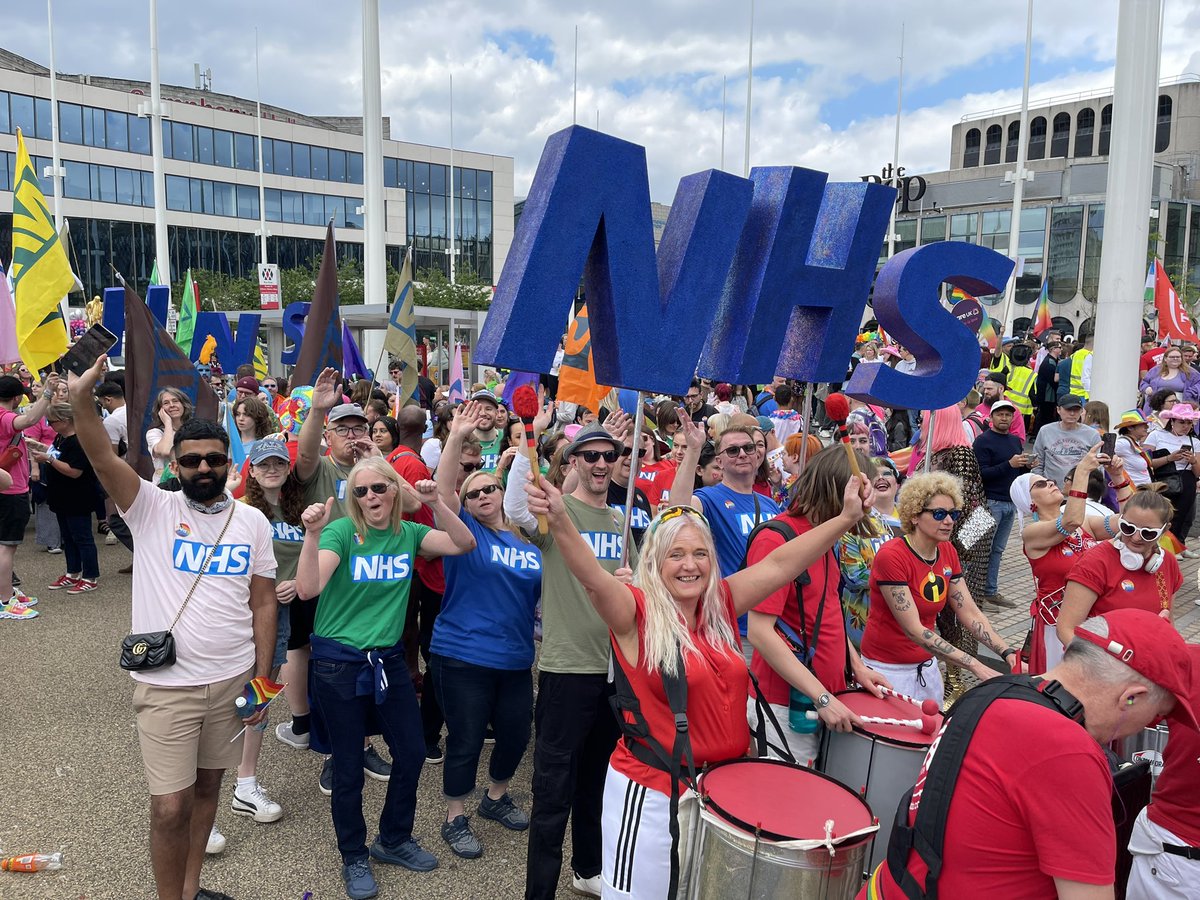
{"left": 352, "top": 482, "right": 390, "bottom": 498}
{"left": 176, "top": 452, "right": 229, "bottom": 469}
{"left": 621, "top": 446, "right": 648, "bottom": 459}
{"left": 721, "top": 443, "right": 755, "bottom": 458}
{"left": 465, "top": 483, "right": 500, "bottom": 501}
{"left": 648, "top": 504, "right": 708, "bottom": 536}
{"left": 460, "top": 461, "right": 482, "bottom": 472}
{"left": 578, "top": 449, "right": 620, "bottom": 464}
{"left": 1117, "top": 518, "right": 1166, "bottom": 542}
{"left": 923, "top": 507, "right": 962, "bottom": 522}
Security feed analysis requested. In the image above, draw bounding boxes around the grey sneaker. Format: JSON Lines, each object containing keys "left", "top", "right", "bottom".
{"left": 341, "top": 860, "right": 378, "bottom": 900}
{"left": 440, "top": 815, "right": 482, "bottom": 859}
{"left": 983, "top": 593, "right": 1017, "bottom": 608}
{"left": 275, "top": 720, "right": 310, "bottom": 749}
{"left": 319, "top": 756, "right": 333, "bottom": 796}
{"left": 369, "top": 836, "right": 439, "bottom": 871}
{"left": 478, "top": 792, "right": 529, "bottom": 831}
{"left": 364, "top": 744, "right": 391, "bottom": 782}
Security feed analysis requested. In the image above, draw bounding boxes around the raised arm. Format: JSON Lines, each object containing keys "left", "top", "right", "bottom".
{"left": 1024, "top": 446, "right": 1101, "bottom": 554}
{"left": 296, "top": 367, "right": 340, "bottom": 482}
{"left": 67, "top": 356, "right": 141, "bottom": 511}
{"left": 436, "top": 401, "right": 487, "bottom": 513}
{"left": 667, "top": 416, "right": 706, "bottom": 510}
{"left": 11, "top": 374, "right": 59, "bottom": 431}
{"left": 406, "top": 479, "right": 476, "bottom": 557}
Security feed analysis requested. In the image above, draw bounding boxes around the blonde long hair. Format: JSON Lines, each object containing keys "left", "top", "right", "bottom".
{"left": 458, "top": 469, "right": 526, "bottom": 541}
{"left": 633, "top": 511, "right": 739, "bottom": 677}
{"left": 343, "top": 457, "right": 406, "bottom": 536}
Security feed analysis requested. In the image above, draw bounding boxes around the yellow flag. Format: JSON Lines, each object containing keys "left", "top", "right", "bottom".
{"left": 10, "top": 129, "right": 72, "bottom": 371}
{"left": 253, "top": 341, "right": 269, "bottom": 382}
{"left": 384, "top": 248, "right": 419, "bottom": 405}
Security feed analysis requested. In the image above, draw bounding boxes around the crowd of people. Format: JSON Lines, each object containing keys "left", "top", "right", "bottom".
{"left": 0, "top": 318, "right": 1197, "bottom": 900}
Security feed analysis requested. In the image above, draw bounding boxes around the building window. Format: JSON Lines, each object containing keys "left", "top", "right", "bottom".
{"left": 304, "top": 193, "right": 324, "bottom": 226}
{"left": 236, "top": 184, "right": 259, "bottom": 219}
{"left": 195, "top": 127, "right": 214, "bottom": 165}
{"left": 919, "top": 215, "right": 946, "bottom": 244}
{"left": 129, "top": 116, "right": 151, "bottom": 155}
{"left": 1005, "top": 121, "right": 1020, "bottom": 163}
{"left": 1075, "top": 108, "right": 1094, "bottom": 158}
{"left": 478, "top": 170, "right": 492, "bottom": 200}
{"left": 273, "top": 140, "right": 292, "bottom": 177}
{"left": 213, "top": 130, "right": 233, "bottom": 168}
{"left": 310, "top": 146, "right": 328, "bottom": 180}
{"left": 1165, "top": 201, "right": 1186, "bottom": 285}
{"left": 234, "top": 133, "right": 256, "bottom": 171}
{"left": 962, "top": 128, "right": 981, "bottom": 168}
{"left": 34, "top": 98, "right": 52, "bottom": 140}
{"left": 895, "top": 219, "right": 917, "bottom": 253}
{"left": 9, "top": 93, "right": 35, "bottom": 137}
{"left": 260, "top": 138, "right": 274, "bottom": 175}
{"left": 1015, "top": 207, "right": 1048, "bottom": 305}
{"left": 1156, "top": 95, "right": 1172, "bottom": 153}
{"left": 1099, "top": 105, "right": 1112, "bottom": 155}
{"left": 983, "top": 125, "right": 1002, "bottom": 165}
{"left": 1188, "top": 204, "right": 1200, "bottom": 293}
{"left": 59, "top": 103, "right": 83, "bottom": 145}
{"left": 1028, "top": 116, "right": 1047, "bottom": 161}
{"left": 384, "top": 157, "right": 398, "bottom": 188}
{"left": 950, "top": 212, "right": 978, "bottom": 243}
{"left": 329, "top": 149, "right": 347, "bottom": 183}
{"left": 980, "top": 210, "right": 1010, "bottom": 251}
{"left": 293, "top": 143, "right": 310, "bottom": 180}
{"left": 1050, "top": 112, "right": 1070, "bottom": 158}
{"left": 172, "top": 123, "right": 194, "bottom": 162}
{"left": 348, "top": 152, "right": 363, "bottom": 184}
{"left": 1046, "top": 205, "right": 1083, "bottom": 302}
{"left": 1081, "top": 203, "right": 1104, "bottom": 302}
{"left": 0, "top": 92, "right": 9, "bottom": 134}
{"left": 166, "top": 174, "right": 190, "bottom": 211}
{"left": 63, "top": 159, "right": 89, "bottom": 199}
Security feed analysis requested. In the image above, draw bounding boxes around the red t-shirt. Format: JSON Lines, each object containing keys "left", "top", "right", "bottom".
{"left": 861, "top": 538, "right": 960, "bottom": 665}
{"left": 610, "top": 583, "right": 749, "bottom": 796}
{"left": 636, "top": 459, "right": 677, "bottom": 507}
{"left": 863, "top": 699, "right": 1115, "bottom": 898}
{"left": 745, "top": 513, "right": 847, "bottom": 704}
{"left": 1147, "top": 645, "right": 1200, "bottom": 847}
{"left": 1065, "top": 541, "right": 1181, "bottom": 618}
{"left": 388, "top": 447, "right": 445, "bottom": 593}
{"left": 1140, "top": 348, "right": 1166, "bottom": 373}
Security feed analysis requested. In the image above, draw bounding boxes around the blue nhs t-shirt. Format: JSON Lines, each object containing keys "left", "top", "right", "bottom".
{"left": 432, "top": 509, "right": 543, "bottom": 670}
{"left": 695, "top": 483, "right": 781, "bottom": 635}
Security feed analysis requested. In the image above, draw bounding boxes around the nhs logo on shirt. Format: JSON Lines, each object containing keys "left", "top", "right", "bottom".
{"left": 581, "top": 531, "right": 624, "bottom": 561}
{"left": 610, "top": 503, "right": 651, "bottom": 531}
{"left": 352, "top": 553, "right": 413, "bottom": 582}
{"left": 739, "top": 513, "right": 758, "bottom": 536}
{"left": 272, "top": 522, "right": 304, "bottom": 543}
{"left": 481, "top": 452, "right": 500, "bottom": 471}
{"left": 172, "top": 540, "right": 253, "bottom": 576}
{"left": 491, "top": 545, "right": 542, "bottom": 571}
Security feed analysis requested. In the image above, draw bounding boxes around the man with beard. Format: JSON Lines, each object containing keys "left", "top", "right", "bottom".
{"left": 466, "top": 389, "right": 507, "bottom": 472}
{"left": 69, "top": 356, "right": 277, "bottom": 900}
{"left": 683, "top": 378, "right": 719, "bottom": 424}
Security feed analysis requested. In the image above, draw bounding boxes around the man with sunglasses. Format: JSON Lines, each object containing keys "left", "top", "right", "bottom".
{"left": 503, "top": 420, "right": 639, "bottom": 899}
{"left": 69, "top": 355, "right": 278, "bottom": 900}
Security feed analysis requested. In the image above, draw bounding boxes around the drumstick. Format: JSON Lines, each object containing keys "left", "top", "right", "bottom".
{"left": 859, "top": 714, "right": 939, "bottom": 735}
{"left": 879, "top": 686, "right": 942, "bottom": 717}
{"left": 512, "top": 386, "right": 548, "bottom": 535}
{"left": 823, "top": 393, "right": 862, "bottom": 479}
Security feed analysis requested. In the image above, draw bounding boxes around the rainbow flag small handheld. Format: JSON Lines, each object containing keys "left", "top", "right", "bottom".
{"left": 241, "top": 676, "right": 285, "bottom": 710}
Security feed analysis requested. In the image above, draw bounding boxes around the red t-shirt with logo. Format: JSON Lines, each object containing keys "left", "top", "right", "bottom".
{"left": 1147, "top": 645, "right": 1200, "bottom": 847}
{"left": 388, "top": 447, "right": 445, "bottom": 593}
{"left": 861, "top": 698, "right": 1114, "bottom": 898}
{"left": 745, "top": 513, "right": 847, "bottom": 704}
{"left": 861, "top": 538, "right": 960, "bottom": 665}
{"left": 1140, "top": 348, "right": 1166, "bottom": 373}
{"left": 636, "top": 459, "right": 677, "bottom": 508}
{"left": 1064, "top": 541, "right": 1181, "bottom": 618}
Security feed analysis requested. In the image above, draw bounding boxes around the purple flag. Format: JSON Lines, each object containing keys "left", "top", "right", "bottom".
{"left": 501, "top": 370, "right": 539, "bottom": 408}
{"left": 341, "top": 322, "right": 372, "bottom": 380}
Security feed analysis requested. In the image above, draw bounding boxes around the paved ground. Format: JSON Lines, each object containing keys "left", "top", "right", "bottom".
{"left": 1, "top": 527, "right": 1198, "bottom": 900}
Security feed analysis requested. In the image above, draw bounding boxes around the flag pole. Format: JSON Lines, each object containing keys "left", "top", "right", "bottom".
{"left": 999, "top": 0, "right": 1034, "bottom": 336}
{"left": 45, "top": 0, "right": 70, "bottom": 327}
{"left": 620, "top": 392, "right": 646, "bottom": 569}
{"left": 147, "top": 0, "right": 170, "bottom": 288}
{"left": 797, "top": 382, "right": 815, "bottom": 474}
{"left": 254, "top": 28, "right": 269, "bottom": 267}
{"left": 886, "top": 23, "right": 905, "bottom": 260}
{"left": 743, "top": 0, "right": 754, "bottom": 177}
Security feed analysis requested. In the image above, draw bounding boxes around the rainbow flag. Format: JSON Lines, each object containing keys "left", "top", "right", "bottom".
{"left": 1032, "top": 280, "right": 1052, "bottom": 336}
{"left": 978, "top": 316, "right": 1000, "bottom": 353}
{"left": 949, "top": 286, "right": 973, "bottom": 302}
{"left": 1160, "top": 529, "right": 1185, "bottom": 556}
{"left": 240, "top": 676, "right": 284, "bottom": 709}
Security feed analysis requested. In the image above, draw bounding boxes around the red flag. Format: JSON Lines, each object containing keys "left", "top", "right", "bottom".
{"left": 1154, "top": 260, "right": 1198, "bottom": 342}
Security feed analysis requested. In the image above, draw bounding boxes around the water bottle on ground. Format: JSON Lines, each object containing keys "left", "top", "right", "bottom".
{"left": 1, "top": 852, "right": 64, "bottom": 872}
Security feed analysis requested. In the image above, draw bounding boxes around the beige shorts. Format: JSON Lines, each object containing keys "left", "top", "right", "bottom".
{"left": 132, "top": 668, "right": 252, "bottom": 795}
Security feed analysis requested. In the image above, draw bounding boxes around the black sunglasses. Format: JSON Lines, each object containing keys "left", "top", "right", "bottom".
{"left": 621, "top": 446, "right": 648, "bottom": 459}
{"left": 460, "top": 462, "right": 482, "bottom": 472}
{"left": 176, "top": 452, "right": 229, "bottom": 469}
{"left": 578, "top": 449, "right": 620, "bottom": 464}
{"left": 352, "top": 482, "right": 390, "bottom": 498}
{"left": 465, "top": 483, "right": 501, "bottom": 501}
{"left": 922, "top": 507, "right": 962, "bottom": 522}
{"left": 721, "top": 444, "right": 755, "bottom": 459}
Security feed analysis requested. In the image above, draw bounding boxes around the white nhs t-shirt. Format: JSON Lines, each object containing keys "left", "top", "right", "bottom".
{"left": 120, "top": 480, "right": 277, "bottom": 686}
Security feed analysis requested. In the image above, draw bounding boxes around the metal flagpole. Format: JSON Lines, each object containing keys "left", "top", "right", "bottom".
{"left": 573, "top": 25, "right": 578, "bottom": 125}
{"left": 797, "top": 382, "right": 815, "bottom": 474}
{"left": 361, "top": 0, "right": 386, "bottom": 307}
{"left": 886, "top": 24, "right": 905, "bottom": 260}
{"left": 743, "top": 0, "right": 754, "bottom": 177}
{"left": 923, "top": 409, "right": 934, "bottom": 473}
{"left": 254, "top": 29, "right": 268, "bottom": 266}
{"left": 45, "top": 0, "right": 70, "bottom": 325}
{"left": 147, "top": 0, "right": 170, "bottom": 287}
{"left": 720, "top": 76, "right": 727, "bottom": 171}
{"left": 448, "top": 73, "right": 456, "bottom": 285}
{"left": 621, "top": 393, "right": 646, "bottom": 569}
{"left": 998, "top": 0, "right": 1034, "bottom": 336}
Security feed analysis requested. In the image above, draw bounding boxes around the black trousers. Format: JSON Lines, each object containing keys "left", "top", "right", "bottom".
{"left": 524, "top": 671, "right": 619, "bottom": 900}
{"left": 408, "top": 570, "right": 446, "bottom": 750}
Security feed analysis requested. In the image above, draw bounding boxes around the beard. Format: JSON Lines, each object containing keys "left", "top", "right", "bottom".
{"left": 179, "top": 469, "right": 229, "bottom": 502}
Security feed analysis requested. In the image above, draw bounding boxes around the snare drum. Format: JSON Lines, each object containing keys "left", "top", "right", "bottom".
{"left": 817, "top": 690, "right": 943, "bottom": 875}
{"left": 686, "top": 758, "right": 876, "bottom": 900}
{"left": 1116, "top": 724, "right": 1170, "bottom": 787}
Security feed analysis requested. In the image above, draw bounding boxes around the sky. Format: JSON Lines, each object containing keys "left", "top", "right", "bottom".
{"left": 7, "top": 1, "right": 1200, "bottom": 202}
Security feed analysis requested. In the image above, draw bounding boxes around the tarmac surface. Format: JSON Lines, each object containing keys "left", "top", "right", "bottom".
{"left": 2, "top": 524, "right": 1199, "bottom": 900}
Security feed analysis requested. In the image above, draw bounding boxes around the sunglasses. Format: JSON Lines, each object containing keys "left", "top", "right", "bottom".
{"left": 721, "top": 444, "right": 755, "bottom": 458}
{"left": 923, "top": 507, "right": 962, "bottom": 522}
{"left": 1117, "top": 518, "right": 1166, "bottom": 542}
{"left": 460, "top": 461, "right": 482, "bottom": 473}
{"left": 578, "top": 449, "right": 620, "bottom": 464}
{"left": 352, "top": 482, "right": 391, "bottom": 498}
{"left": 621, "top": 446, "right": 648, "bottom": 459}
{"left": 262, "top": 383, "right": 277, "bottom": 389}
{"left": 1030, "top": 478, "right": 1053, "bottom": 491}
{"left": 176, "top": 452, "right": 229, "bottom": 469}
{"left": 648, "top": 504, "right": 708, "bottom": 536}
{"left": 465, "top": 483, "right": 501, "bottom": 501}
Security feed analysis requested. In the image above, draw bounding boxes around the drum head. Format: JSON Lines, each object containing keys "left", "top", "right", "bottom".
{"left": 699, "top": 758, "right": 874, "bottom": 842}
{"left": 837, "top": 689, "right": 942, "bottom": 747}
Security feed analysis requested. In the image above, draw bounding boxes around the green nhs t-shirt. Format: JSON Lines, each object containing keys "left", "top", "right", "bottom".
{"left": 314, "top": 517, "right": 431, "bottom": 650}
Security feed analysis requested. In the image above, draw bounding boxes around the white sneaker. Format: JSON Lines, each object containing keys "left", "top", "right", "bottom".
{"left": 231, "top": 782, "right": 284, "bottom": 823}
{"left": 275, "top": 720, "right": 310, "bottom": 749}
{"left": 571, "top": 872, "right": 602, "bottom": 897}
{"left": 1182, "top": 549, "right": 1200, "bottom": 559}
{"left": 104, "top": 533, "right": 118, "bottom": 546}
{"left": 205, "top": 825, "right": 226, "bottom": 855}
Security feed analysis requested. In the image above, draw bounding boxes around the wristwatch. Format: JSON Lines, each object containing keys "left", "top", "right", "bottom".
{"left": 815, "top": 692, "right": 832, "bottom": 709}
{"left": 1001, "top": 648, "right": 1017, "bottom": 661}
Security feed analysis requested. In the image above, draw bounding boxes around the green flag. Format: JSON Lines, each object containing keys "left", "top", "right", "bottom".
{"left": 149, "top": 260, "right": 162, "bottom": 286}
{"left": 176, "top": 268, "right": 198, "bottom": 357}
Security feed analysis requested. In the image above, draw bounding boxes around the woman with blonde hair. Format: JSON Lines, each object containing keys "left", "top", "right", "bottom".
{"left": 297, "top": 456, "right": 476, "bottom": 898}
{"left": 428, "top": 401, "right": 543, "bottom": 858}
{"left": 860, "top": 471, "right": 1020, "bottom": 706}
{"left": 522, "top": 466, "right": 869, "bottom": 898}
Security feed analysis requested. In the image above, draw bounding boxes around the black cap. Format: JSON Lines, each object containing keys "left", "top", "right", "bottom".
{"left": 0, "top": 376, "right": 28, "bottom": 400}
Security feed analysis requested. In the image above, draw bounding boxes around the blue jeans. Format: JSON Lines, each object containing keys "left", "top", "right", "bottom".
{"left": 985, "top": 498, "right": 1016, "bottom": 596}
{"left": 56, "top": 513, "right": 98, "bottom": 580}
{"left": 430, "top": 654, "right": 532, "bottom": 799}
{"left": 309, "top": 654, "right": 425, "bottom": 864}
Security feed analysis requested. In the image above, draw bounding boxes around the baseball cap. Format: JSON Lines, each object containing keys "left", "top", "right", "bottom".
{"left": 327, "top": 403, "right": 368, "bottom": 424}
{"left": 1058, "top": 394, "right": 1085, "bottom": 409}
{"left": 564, "top": 421, "right": 623, "bottom": 457}
{"left": 755, "top": 415, "right": 775, "bottom": 434}
{"left": 1074, "top": 609, "right": 1199, "bottom": 730}
{"left": 989, "top": 399, "right": 1018, "bottom": 414}
{"left": 0, "top": 376, "right": 27, "bottom": 400}
{"left": 247, "top": 437, "right": 290, "bottom": 465}
{"left": 469, "top": 389, "right": 500, "bottom": 406}
{"left": 235, "top": 376, "right": 260, "bottom": 393}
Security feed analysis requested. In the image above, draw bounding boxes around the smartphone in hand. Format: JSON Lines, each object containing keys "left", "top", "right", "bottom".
{"left": 59, "top": 324, "right": 118, "bottom": 377}
{"left": 1100, "top": 432, "right": 1117, "bottom": 461}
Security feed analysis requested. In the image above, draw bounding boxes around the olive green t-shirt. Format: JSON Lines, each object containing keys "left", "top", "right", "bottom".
{"left": 533, "top": 495, "right": 640, "bottom": 675}
{"left": 300, "top": 455, "right": 354, "bottom": 521}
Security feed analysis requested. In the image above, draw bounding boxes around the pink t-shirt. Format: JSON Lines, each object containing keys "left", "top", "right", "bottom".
{"left": 119, "top": 480, "right": 277, "bottom": 686}
{"left": 0, "top": 409, "right": 30, "bottom": 495}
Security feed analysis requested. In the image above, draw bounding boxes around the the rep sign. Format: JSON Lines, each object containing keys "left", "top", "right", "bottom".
{"left": 258, "top": 263, "right": 281, "bottom": 310}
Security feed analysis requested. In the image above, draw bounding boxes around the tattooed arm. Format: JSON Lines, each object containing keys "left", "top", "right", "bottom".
{"left": 879, "top": 583, "right": 1001, "bottom": 680}
{"left": 948, "top": 579, "right": 1022, "bottom": 672}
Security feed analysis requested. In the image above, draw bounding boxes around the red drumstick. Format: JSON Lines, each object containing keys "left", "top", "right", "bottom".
{"left": 512, "top": 385, "right": 548, "bottom": 535}
{"left": 879, "top": 685, "right": 942, "bottom": 717}
{"left": 823, "top": 393, "right": 863, "bottom": 480}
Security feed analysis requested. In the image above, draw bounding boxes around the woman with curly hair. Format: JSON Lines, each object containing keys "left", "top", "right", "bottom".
{"left": 233, "top": 395, "right": 274, "bottom": 457}
{"left": 860, "top": 471, "right": 1021, "bottom": 707}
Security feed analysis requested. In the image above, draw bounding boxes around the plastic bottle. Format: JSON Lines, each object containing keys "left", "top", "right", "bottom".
{"left": 234, "top": 696, "right": 255, "bottom": 720}
{"left": 788, "top": 689, "right": 819, "bottom": 734}
{"left": 1, "top": 852, "right": 64, "bottom": 872}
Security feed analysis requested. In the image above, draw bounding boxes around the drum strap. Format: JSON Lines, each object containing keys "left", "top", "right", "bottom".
{"left": 747, "top": 667, "right": 797, "bottom": 763}
{"left": 884, "top": 676, "right": 1083, "bottom": 900}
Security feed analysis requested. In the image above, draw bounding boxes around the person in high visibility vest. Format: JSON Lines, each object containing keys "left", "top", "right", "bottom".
{"left": 1068, "top": 333, "right": 1094, "bottom": 401}
{"left": 1004, "top": 343, "right": 1037, "bottom": 435}
{"left": 988, "top": 338, "right": 1015, "bottom": 379}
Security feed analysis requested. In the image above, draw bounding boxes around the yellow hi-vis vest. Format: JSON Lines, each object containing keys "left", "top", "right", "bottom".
{"left": 1069, "top": 349, "right": 1092, "bottom": 401}
{"left": 1005, "top": 366, "right": 1036, "bottom": 415}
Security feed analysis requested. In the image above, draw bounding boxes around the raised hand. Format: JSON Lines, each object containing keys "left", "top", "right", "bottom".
{"left": 678, "top": 414, "right": 706, "bottom": 450}
{"left": 40, "top": 372, "right": 62, "bottom": 401}
{"left": 524, "top": 470, "right": 566, "bottom": 520}
{"left": 605, "top": 409, "right": 632, "bottom": 442}
{"left": 451, "top": 400, "right": 486, "bottom": 436}
{"left": 68, "top": 356, "right": 107, "bottom": 403}
{"left": 301, "top": 497, "right": 334, "bottom": 532}
{"left": 311, "top": 367, "right": 342, "bottom": 411}
{"left": 400, "top": 478, "right": 440, "bottom": 507}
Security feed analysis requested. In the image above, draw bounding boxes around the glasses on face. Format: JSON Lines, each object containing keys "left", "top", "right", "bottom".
{"left": 460, "top": 461, "right": 482, "bottom": 473}
{"left": 333, "top": 424, "right": 369, "bottom": 437}
{"left": 176, "top": 452, "right": 229, "bottom": 469}
{"left": 578, "top": 449, "right": 620, "bottom": 464}
{"left": 685, "top": 393, "right": 700, "bottom": 403}
{"left": 352, "top": 482, "right": 390, "bottom": 498}
{"left": 621, "top": 446, "right": 648, "bottom": 459}
{"left": 922, "top": 507, "right": 962, "bottom": 522}
{"left": 1030, "top": 479, "right": 1053, "bottom": 492}
{"left": 465, "top": 483, "right": 501, "bottom": 501}
{"left": 721, "top": 443, "right": 755, "bottom": 459}
{"left": 1117, "top": 518, "right": 1166, "bottom": 542}
{"left": 262, "top": 383, "right": 277, "bottom": 390}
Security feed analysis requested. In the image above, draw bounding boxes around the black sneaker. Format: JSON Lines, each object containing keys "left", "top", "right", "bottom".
{"left": 425, "top": 744, "right": 444, "bottom": 764}
{"left": 483, "top": 727, "right": 496, "bottom": 745}
{"left": 194, "top": 890, "right": 237, "bottom": 900}
{"left": 364, "top": 744, "right": 391, "bottom": 782}
{"left": 440, "top": 815, "right": 483, "bottom": 859}
{"left": 319, "top": 756, "right": 333, "bottom": 796}
{"left": 478, "top": 792, "right": 529, "bottom": 831}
